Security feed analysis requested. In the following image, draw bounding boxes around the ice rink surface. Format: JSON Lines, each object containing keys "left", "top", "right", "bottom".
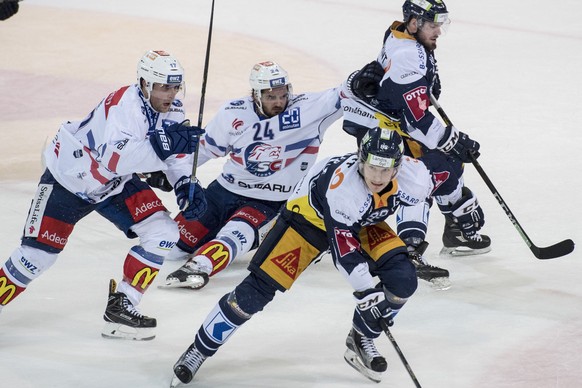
{"left": 1, "top": 1, "right": 581, "bottom": 387}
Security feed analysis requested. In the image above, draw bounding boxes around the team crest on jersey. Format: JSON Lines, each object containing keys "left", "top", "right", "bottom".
{"left": 279, "top": 107, "right": 301, "bottom": 131}
{"left": 245, "top": 142, "right": 283, "bottom": 177}
{"left": 403, "top": 86, "right": 428, "bottom": 121}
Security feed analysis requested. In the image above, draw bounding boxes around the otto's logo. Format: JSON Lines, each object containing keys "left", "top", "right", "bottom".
{"left": 403, "top": 86, "right": 428, "bottom": 121}
{"left": 334, "top": 228, "right": 359, "bottom": 257}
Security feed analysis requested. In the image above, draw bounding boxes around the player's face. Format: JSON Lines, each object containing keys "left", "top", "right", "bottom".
{"left": 260, "top": 86, "right": 289, "bottom": 117}
{"left": 361, "top": 163, "right": 397, "bottom": 193}
{"left": 416, "top": 20, "right": 443, "bottom": 51}
{"left": 149, "top": 83, "right": 182, "bottom": 113}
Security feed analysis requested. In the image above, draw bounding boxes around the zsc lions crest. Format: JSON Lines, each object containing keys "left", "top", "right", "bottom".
{"left": 245, "top": 143, "right": 283, "bottom": 177}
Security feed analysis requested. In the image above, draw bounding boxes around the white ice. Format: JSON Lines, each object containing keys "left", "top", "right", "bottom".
{"left": 1, "top": 1, "right": 581, "bottom": 387}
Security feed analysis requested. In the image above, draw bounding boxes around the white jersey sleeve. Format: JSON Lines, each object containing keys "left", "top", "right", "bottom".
{"left": 43, "top": 84, "right": 190, "bottom": 202}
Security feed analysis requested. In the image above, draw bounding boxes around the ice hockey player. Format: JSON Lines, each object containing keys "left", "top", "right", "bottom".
{"left": 159, "top": 61, "right": 343, "bottom": 290}
{"left": 169, "top": 127, "right": 486, "bottom": 385}
{"left": 342, "top": 0, "right": 491, "bottom": 280}
{"left": 0, "top": 50, "right": 206, "bottom": 341}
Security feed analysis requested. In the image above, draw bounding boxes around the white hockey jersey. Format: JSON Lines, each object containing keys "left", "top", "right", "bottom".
{"left": 43, "top": 84, "right": 192, "bottom": 203}
{"left": 197, "top": 88, "right": 343, "bottom": 201}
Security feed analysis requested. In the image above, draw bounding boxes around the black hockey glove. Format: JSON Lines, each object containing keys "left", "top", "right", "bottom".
{"left": 0, "top": 0, "right": 19, "bottom": 21}
{"left": 354, "top": 287, "right": 393, "bottom": 337}
{"left": 149, "top": 120, "right": 204, "bottom": 161}
{"left": 437, "top": 125, "right": 480, "bottom": 163}
{"left": 143, "top": 171, "right": 173, "bottom": 192}
{"left": 351, "top": 61, "right": 385, "bottom": 101}
{"left": 174, "top": 176, "right": 207, "bottom": 221}
{"left": 449, "top": 187, "right": 484, "bottom": 237}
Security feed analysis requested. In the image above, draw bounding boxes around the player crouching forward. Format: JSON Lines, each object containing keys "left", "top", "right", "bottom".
{"left": 0, "top": 50, "right": 206, "bottom": 341}
{"left": 170, "top": 128, "right": 424, "bottom": 386}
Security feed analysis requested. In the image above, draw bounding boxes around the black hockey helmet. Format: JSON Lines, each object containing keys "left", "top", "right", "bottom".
{"left": 358, "top": 127, "right": 404, "bottom": 168}
{"left": 402, "top": 0, "right": 449, "bottom": 24}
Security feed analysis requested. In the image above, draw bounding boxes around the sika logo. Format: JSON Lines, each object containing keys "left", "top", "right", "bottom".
{"left": 271, "top": 248, "right": 300, "bottom": 280}
{"left": 364, "top": 224, "right": 396, "bottom": 251}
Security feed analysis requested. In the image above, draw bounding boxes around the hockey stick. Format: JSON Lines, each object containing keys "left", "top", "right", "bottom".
{"left": 187, "top": 0, "right": 215, "bottom": 203}
{"left": 429, "top": 94, "right": 575, "bottom": 260}
{"left": 380, "top": 320, "right": 422, "bottom": 388}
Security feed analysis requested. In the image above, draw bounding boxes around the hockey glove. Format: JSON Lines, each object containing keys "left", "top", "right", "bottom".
{"left": 174, "top": 176, "right": 207, "bottom": 221}
{"left": 143, "top": 171, "right": 173, "bottom": 192}
{"left": 437, "top": 125, "right": 480, "bottom": 163}
{"left": 351, "top": 61, "right": 385, "bottom": 100}
{"left": 0, "top": 0, "right": 19, "bottom": 21}
{"left": 353, "top": 287, "right": 393, "bottom": 337}
{"left": 449, "top": 187, "right": 484, "bottom": 237}
{"left": 149, "top": 120, "right": 204, "bottom": 161}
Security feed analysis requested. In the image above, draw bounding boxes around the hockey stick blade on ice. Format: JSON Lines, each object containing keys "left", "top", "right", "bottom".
{"left": 429, "top": 94, "right": 575, "bottom": 260}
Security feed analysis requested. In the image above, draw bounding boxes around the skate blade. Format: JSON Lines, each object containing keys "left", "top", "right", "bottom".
{"left": 101, "top": 322, "right": 155, "bottom": 341}
{"left": 158, "top": 277, "right": 205, "bottom": 290}
{"left": 439, "top": 246, "right": 492, "bottom": 257}
{"left": 429, "top": 277, "right": 452, "bottom": 290}
{"left": 343, "top": 349, "right": 383, "bottom": 383}
{"left": 170, "top": 375, "right": 182, "bottom": 388}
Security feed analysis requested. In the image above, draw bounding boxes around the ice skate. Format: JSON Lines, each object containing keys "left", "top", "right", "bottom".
{"left": 407, "top": 241, "right": 451, "bottom": 290}
{"left": 161, "top": 259, "right": 210, "bottom": 290}
{"left": 409, "top": 254, "right": 451, "bottom": 290}
{"left": 440, "top": 220, "right": 491, "bottom": 257}
{"left": 170, "top": 343, "right": 207, "bottom": 387}
{"left": 344, "top": 328, "right": 387, "bottom": 383}
{"left": 101, "top": 279, "right": 156, "bottom": 341}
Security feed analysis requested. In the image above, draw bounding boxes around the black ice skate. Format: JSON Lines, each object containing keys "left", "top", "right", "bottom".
{"left": 440, "top": 219, "right": 491, "bottom": 257}
{"left": 161, "top": 260, "right": 209, "bottom": 290}
{"left": 408, "top": 244, "right": 451, "bottom": 291}
{"left": 344, "top": 328, "right": 387, "bottom": 383}
{"left": 170, "top": 343, "right": 207, "bottom": 387}
{"left": 101, "top": 279, "right": 156, "bottom": 341}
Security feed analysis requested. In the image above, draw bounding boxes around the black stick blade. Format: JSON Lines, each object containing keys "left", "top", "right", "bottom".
{"left": 533, "top": 239, "right": 575, "bottom": 260}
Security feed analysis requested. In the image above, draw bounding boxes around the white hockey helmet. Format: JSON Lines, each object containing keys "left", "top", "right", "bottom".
{"left": 137, "top": 50, "right": 185, "bottom": 98}
{"left": 249, "top": 61, "right": 292, "bottom": 114}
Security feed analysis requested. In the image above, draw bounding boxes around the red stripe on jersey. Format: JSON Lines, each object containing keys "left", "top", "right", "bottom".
{"left": 104, "top": 86, "right": 129, "bottom": 119}
{"left": 84, "top": 146, "right": 109, "bottom": 184}
{"left": 108, "top": 152, "right": 120, "bottom": 173}
{"left": 231, "top": 153, "right": 244, "bottom": 165}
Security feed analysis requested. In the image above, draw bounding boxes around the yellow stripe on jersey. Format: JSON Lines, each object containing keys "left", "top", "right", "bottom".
{"left": 286, "top": 195, "right": 325, "bottom": 231}
{"left": 373, "top": 179, "right": 399, "bottom": 209}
